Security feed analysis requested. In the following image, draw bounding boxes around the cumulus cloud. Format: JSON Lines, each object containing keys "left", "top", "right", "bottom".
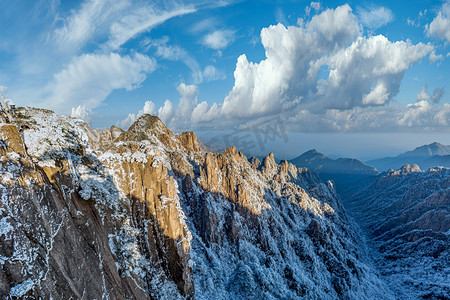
{"left": 117, "top": 100, "right": 157, "bottom": 128}
{"left": 357, "top": 5, "right": 394, "bottom": 29}
{"left": 305, "top": 2, "right": 321, "bottom": 16}
{"left": 202, "top": 29, "right": 235, "bottom": 49}
{"left": 425, "top": 1, "right": 450, "bottom": 43}
{"left": 71, "top": 105, "right": 92, "bottom": 123}
{"left": 316, "top": 35, "right": 432, "bottom": 109}
{"left": 158, "top": 99, "right": 175, "bottom": 124}
{"left": 44, "top": 52, "right": 156, "bottom": 113}
{"left": 399, "top": 101, "right": 450, "bottom": 127}
{"left": 117, "top": 3, "right": 447, "bottom": 134}
{"left": 119, "top": 82, "right": 222, "bottom": 129}
{"left": 221, "top": 4, "right": 432, "bottom": 119}
{"left": 416, "top": 83, "right": 444, "bottom": 103}
{"left": 429, "top": 50, "right": 443, "bottom": 63}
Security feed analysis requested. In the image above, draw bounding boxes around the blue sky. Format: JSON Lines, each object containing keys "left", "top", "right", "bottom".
{"left": 0, "top": 0, "right": 449, "bottom": 159}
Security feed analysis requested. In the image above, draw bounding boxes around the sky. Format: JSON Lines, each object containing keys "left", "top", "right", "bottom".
{"left": 0, "top": 0, "right": 449, "bottom": 160}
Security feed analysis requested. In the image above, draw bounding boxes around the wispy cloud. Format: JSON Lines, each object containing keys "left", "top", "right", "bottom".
{"left": 53, "top": 0, "right": 128, "bottom": 51}
{"left": 357, "top": 5, "right": 394, "bottom": 30}
{"left": 190, "top": 18, "right": 217, "bottom": 33}
{"left": 202, "top": 29, "right": 235, "bottom": 49}
{"left": 53, "top": 0, "right": 196, "bottom": 52}
{"left": 106, "top": 4, "right": 196, "bottom": 50}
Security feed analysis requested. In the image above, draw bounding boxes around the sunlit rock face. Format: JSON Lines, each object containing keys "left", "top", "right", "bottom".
{"left": 0, "top": 107, "right": 391, "bottom": 299}
{"left": 347, "top": 165, "right": 450, "bottom": 299}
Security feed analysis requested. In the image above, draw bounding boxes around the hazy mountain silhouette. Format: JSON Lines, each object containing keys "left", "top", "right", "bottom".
{"left": 367, "top": 142, "right": 450, "bottom": 171}
{"left": 290, "top": 149, "right": 379, "bottom": 198}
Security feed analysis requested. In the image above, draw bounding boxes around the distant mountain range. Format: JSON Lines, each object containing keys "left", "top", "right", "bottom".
{"left": 289, "top": 149, "right": 379, "bottom": 198}
{"left": 367, "top": 142, "right": 450, "bottom": 171}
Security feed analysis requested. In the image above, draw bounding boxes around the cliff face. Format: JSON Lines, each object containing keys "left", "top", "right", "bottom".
{"left": 0, "top": 108, "right": 390, "bottom": 299}
{"left": 347, "top": 165, "right": 450, "bottom": 299}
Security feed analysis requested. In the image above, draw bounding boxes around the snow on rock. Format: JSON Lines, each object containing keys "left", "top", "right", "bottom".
{"left": 0, "top": 109, "right": 402, "bottom": 299}
{"left": 347, "top": 165, "right": 450, "bottom": 299}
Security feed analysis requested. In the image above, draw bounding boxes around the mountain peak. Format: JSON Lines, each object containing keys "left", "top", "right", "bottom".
{"left": 405, "top": 142, "right": 450, "bottom": 157}
{"left": 128, "top": 114, "right": 165, "bottom": 132}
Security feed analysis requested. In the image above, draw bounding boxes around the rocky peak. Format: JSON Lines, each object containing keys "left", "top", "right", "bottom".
{"left": 262, "top": 152, "right": 277, "bottom": 176}
{"left": 389, "top": 164, "right": 421, "bottom": 176}
{"left": 249, "top": 156, "right": 261, "bottom": 169}
{"left": 117, "top": 114, "right": 171, "bottom": 143}
{"left": 224, "top": 146, "right": 245, "bottom": 162}
{"left": 178, "top": 131, "right": 200, "bottom": 153}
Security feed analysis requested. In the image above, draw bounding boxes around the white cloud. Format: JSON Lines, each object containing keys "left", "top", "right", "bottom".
{"left": 158, "top": 99, "right": 175, "bottom": 124}
{"left": 425, "top": 1, "right": 450, "bottom": 43}
{"left": 416, "top": 83, "right": 431, "bottom": 101}
{"left": 144, "top": 36, "right": 227, "bottom": 84}
{"left": 190, "top": 18, "right": 216, "bottom": 33}
{"left": 119, "top": 82, "right": 223, "bottom": 129}
{"left": 118, "top": 113, "right": 138, "bottom": 129}
{"left": 221, "top": 5, "right": 432, "bottom": 119}
{"left": 407, "top": 18, "right": 417, "bottom": 27}
{"left": 53, "top": 0, "right": 196, "bottom": 52}
{"left": 145, "top": 37, "right": 223, "bottom": 84}
{"left": 202, "top": 29, "right": 235, "bottom": 49}
{"left": 191, "top": 102, "right": 220, "bottom": 123}
{"left": 142, "top": 100, "right": 156, "bottom": 115}
{"left": 416, "top": 83, "right": 444, "bottom": 103}
{"left": 316, "top": 35, "right": 432, "bottom": 109}
{"left": 399, "top": 100, "right": 450, "bottom": 127}
{"left": 117, "top": 100, "right": 157, "bottom": 128}
{"left": 107, "top": 4, "right": 195, "bottom": 50}
{"left": 357, "top": 5, "right": 394, "bottom": 30}
{"left": 71, "top": 105, "right": 92, "bottom": 123}
{"left": 305, "top": 2, "right": 321, "bottom": 16}
{"left": 173, "top": 83, "right": 198, "bottom": 125}
{"left": 150, "top": 40, "right": 225, "bottom": 82}
{"left": 203, "top": 65, "right": 226, "bottom": 81}
{"left": 429, "top": 50, "right": 443, "bottom": 62}
{"left": 53, "top": 0, "right": 128, "bottom": 51}
{"left": 44, "top": 52, "right": 156, "bottom": 113}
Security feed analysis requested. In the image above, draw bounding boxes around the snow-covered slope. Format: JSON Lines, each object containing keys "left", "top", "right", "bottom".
{"left": 347, "top": 165, "right": 450, "bottom": 299}
{"left": 0, "top": 107, "right": 392, "bottom": 299}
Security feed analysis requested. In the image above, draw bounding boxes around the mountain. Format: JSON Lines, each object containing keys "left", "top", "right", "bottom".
{"left": 289, "top": 149, "right": 379, "bottom": 198}
{"left": 0, "top": 107, "right": 392, "bottom": 299}
{"left": 346, "top": 165, "right": 450, "bottom": 299}
{"left": 367, "top": 142, "right": 450, "bottom": 171}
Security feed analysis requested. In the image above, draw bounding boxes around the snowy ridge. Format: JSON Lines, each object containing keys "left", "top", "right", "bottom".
{"left": 0, "top": 107, "right": 394, "bottom": 299}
